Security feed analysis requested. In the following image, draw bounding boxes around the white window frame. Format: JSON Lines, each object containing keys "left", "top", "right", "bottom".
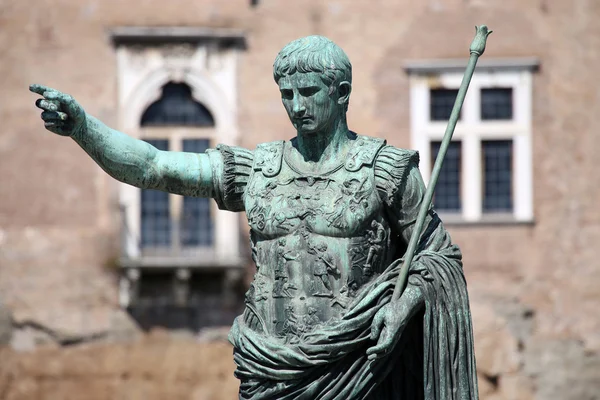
{"left": 406, "top": 58, "right": 538, "bottom": 223}
{"left": 111, "top": 27, "right": 246, "bottom": 268}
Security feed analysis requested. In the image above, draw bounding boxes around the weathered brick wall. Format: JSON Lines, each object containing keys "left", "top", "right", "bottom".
{"left": 0, "top": 332, "right": 238, "bottom": 400}
{"left": 1, "top": 0, "right": 599, "bottom": 399}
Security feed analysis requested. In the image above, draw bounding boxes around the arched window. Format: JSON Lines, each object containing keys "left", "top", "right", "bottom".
{"left": 139, "top": 82, "right": 214, "bottom": 249}
{"left": 113, "top": 31, "right": 246, "bottom": 331}
{"left": 141, "top": 82, "right": 215, "bottom": 127}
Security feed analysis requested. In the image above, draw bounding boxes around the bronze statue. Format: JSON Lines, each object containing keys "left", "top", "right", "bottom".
{"left": 30, "top": 30, "right": 491, "bottom": 398}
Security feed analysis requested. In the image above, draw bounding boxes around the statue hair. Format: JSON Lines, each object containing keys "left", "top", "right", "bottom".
{"left": 273, "top": 35, "right": 352, "bottom": 87}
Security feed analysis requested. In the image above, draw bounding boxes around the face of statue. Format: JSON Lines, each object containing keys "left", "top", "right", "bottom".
{"left": 278, "top": 72, "right": 344, "bottom": 136}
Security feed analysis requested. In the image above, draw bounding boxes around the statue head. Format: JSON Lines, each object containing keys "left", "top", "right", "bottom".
{"left": 273, "top": 36, "right": 352, "bottom": 136}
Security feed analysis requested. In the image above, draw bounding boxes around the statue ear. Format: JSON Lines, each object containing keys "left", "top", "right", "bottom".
{"left": 337, "top": 81, "right": 352, "bottom": 105}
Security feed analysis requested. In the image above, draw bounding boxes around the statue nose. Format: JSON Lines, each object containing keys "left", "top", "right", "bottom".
{"left": 293, "top": 108, "right": 306, "bottom": 118}
{"left": 292, "top": 100, "right": 306, "bottom": 117}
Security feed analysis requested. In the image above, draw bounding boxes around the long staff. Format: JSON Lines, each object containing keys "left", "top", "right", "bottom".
{"left": 391, "top": 25, "right": 492, "bottom": 302}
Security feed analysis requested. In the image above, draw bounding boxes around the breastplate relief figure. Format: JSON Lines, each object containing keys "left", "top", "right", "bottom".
{"left": 272, "top": 238, "right": 299, "bottom": 298}
{"left": 30, "top": 26, "right": 492, "bottom": 399}
{"left": 308, "top": 241, "right": 338, "bottom": 298}
{"left": 364, "top": 220, "right": 386, "bottom": 277}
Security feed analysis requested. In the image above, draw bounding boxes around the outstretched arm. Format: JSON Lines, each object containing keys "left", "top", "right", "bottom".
{"left": 78, "top": 115, "right": 215, "bottom": 197}
{"left": 30, "top": 84, "right": 216, "bottom": 197}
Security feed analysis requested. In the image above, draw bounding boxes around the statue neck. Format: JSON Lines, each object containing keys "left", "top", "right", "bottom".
{"left": 295, "top": 117, "right": 350, "bottom": 163}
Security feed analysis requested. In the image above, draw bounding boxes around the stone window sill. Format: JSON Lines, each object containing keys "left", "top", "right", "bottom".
{"left": 438, "top": 212, "right": 535, "bottom": 227}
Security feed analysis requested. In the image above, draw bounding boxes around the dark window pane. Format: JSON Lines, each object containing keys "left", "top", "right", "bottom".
{"left": 482, "top": 140, "right": 513, "bottom": 212}
{"left": 141, "top": 82, "right": 215, "bottom": 127}
{"left": 181, "top": 139, "right": 213, "bottom": 247}
{"left": 431, "top": 141, "right": 461, "bottom": 211}
{"left": 430, "top": 89, "right": 460, "bottom": 121}
{"left": 481, "top": 88, "right": 513, "bottom": 120}
{"left": 141, "top": 139, "right": 171, "bottom": 247}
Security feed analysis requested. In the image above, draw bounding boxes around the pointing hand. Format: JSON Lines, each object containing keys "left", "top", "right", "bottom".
{"left": 30, "top": 84, "right": 86, "bottom": 137}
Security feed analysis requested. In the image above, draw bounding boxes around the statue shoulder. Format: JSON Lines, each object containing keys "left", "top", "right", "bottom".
{"left": 253, "top": 140, "right": 285, "bottom": 177}
{"left": 344, "top": 134, "right": 386, "bottom": 172}
{"left": 373, "top": 144, "right": 420, "bottom": 206}
{"left": 211, "top": 144, "right": 254, "bottom": 212}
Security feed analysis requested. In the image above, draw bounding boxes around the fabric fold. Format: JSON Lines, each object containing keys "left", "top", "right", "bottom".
{"left": 229, "top": 242, "right": 478, "bottom": 400}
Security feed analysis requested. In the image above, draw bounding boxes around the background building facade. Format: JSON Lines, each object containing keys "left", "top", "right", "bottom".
{"left": 1, "top": 0, "right": 599, "bottom": 399}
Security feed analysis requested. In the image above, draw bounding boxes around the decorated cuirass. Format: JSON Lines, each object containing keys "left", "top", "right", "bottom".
{"left": 240, "top": 136, "right": 399, "bottom": 341}
{"left": 221, "top": 134, "right": 478, "bottom": 400}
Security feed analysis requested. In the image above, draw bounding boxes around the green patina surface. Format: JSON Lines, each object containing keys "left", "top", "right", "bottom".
{"left": 30, "top": 28, "right": 490, "bottom": 399}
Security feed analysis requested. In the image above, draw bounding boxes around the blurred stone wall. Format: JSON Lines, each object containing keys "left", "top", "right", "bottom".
{"left": 0, "top": 331, "right": 238, "bottom": 400}
{"left": 1, "top": 0, "right": 599, "bottom": 399}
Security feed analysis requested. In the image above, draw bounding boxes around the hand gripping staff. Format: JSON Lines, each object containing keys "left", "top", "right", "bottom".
{"left": 391, "top": 25, "right": 492, "bottom": 302}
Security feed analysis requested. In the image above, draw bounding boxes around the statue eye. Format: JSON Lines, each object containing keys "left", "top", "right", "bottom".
{"left": 280, "top": 89, "right": 293, "bottom": 100}
{"left": 299, "top": 87, "right": 319, "bottom": 97}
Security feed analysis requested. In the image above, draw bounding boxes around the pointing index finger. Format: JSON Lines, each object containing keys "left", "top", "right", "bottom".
{"left": 29, "top": 84, "right": 56, "bottom": 96}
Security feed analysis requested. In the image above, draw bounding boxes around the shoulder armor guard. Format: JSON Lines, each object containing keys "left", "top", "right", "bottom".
{"left": 344, "top": 135, "right": 387, "bottom": 172}
{"left": 212, "top": 144, "right": 254, "bottom": 212}
{"left": 253, "top": 140, "right": 285, "bottom": 177}
{"left": 374, "top": 145, "right": 420, "bottom": 206}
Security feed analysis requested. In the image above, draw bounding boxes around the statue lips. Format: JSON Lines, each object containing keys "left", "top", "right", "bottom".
{"left": 294, "top": 116, "right": 315, "bottom": 132}
{"left": 295, "top": 116, "right": 312, "bottom": 124}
